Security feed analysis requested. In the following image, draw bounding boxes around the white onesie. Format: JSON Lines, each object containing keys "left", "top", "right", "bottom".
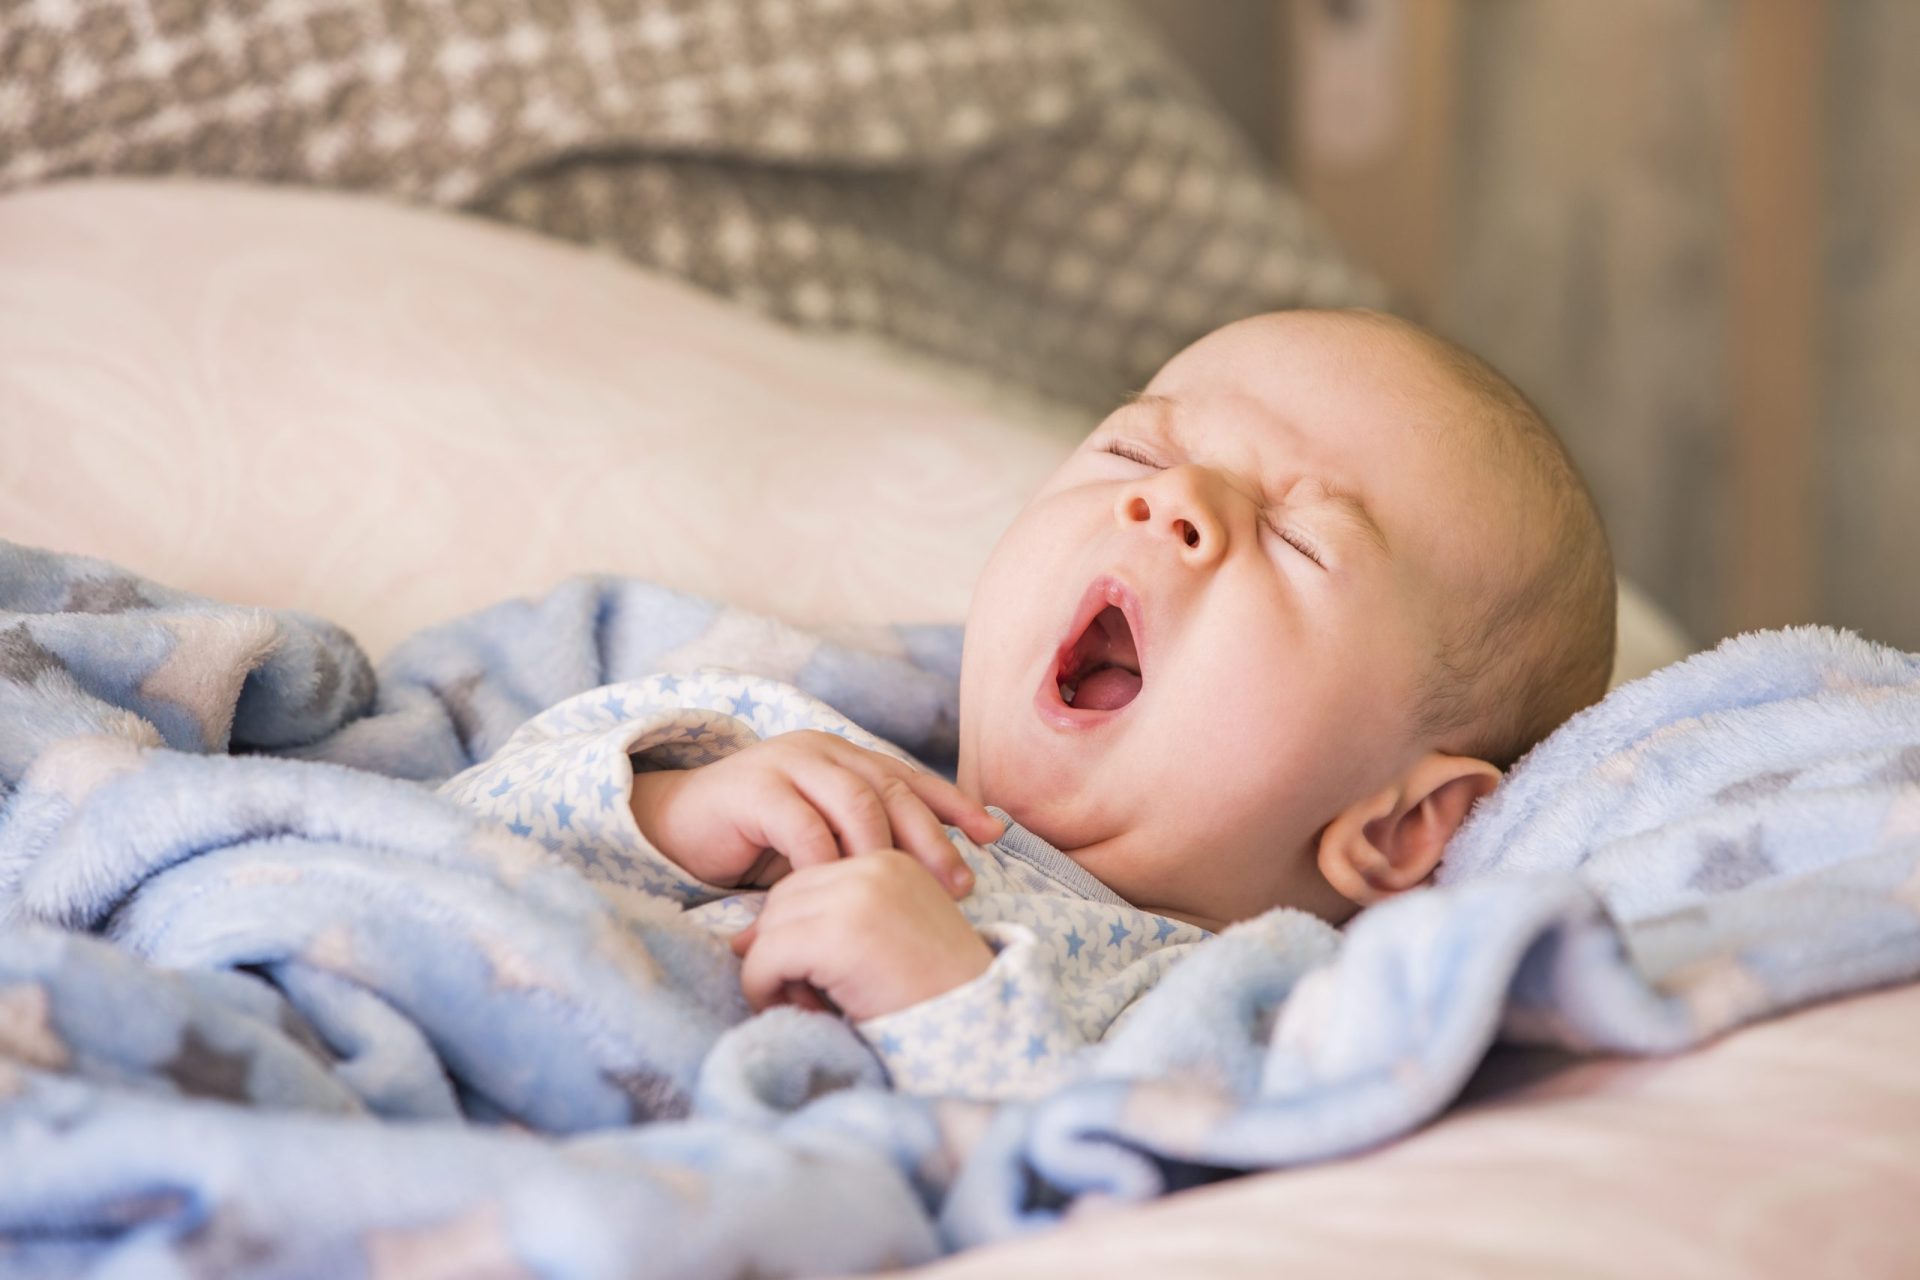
{"left": 437, "top": 668, "right": 1211, "bottom": 1100}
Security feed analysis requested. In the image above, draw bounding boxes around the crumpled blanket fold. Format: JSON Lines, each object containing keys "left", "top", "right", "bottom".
{"left": 2, "top": 537, "right": 1917, "bottom": 1277}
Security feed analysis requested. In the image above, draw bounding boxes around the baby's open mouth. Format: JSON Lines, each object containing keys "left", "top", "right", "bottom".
{"left": 1057, "top": 604, "right": 1143, "bottom": 711}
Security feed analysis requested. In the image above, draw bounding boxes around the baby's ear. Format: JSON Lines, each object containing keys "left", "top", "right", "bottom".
{"left": 1316, "top": 754, "right": 1502, "bottom": 907}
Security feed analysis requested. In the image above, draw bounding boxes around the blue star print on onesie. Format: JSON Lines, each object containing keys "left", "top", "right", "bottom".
{"left": 438, "top": 667, "right": 1211, "bottom": 1100}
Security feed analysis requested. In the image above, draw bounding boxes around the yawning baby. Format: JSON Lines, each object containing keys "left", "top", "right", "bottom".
{"left": 443, "top": 308, "right": 1617, "bottom": 1098}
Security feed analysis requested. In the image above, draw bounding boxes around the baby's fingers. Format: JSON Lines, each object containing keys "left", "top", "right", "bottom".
{"left": 746, "top": 785, "right": 842, "bottom": 873}
{"left": 934, "top": 790, "right": 1006, "bottom": 847}
{"left": 875, "top": 764, "right": 1003, "bottom": 848}
{"left": 803, "top": 734, "right": 1001, "bottom": 846}
{"left": 788, "top": 759, "right": 897, "bottom": 861}
{"left": 873, "top": 776, "right": 976, "bottom": 896}
{"left": 739, "top": 923, "right": 821, "bottom": 1013}
{"left": 731, "top": 916, "right": 815, "bottom": 1007}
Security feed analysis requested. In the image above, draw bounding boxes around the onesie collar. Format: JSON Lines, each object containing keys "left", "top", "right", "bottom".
{"left": 984, "top": 805, "right": 1131, "bottom": 908}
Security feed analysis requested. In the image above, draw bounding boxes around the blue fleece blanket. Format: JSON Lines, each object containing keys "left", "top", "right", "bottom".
{"left": 2, "top": 539, "right": 1918, "bottom": 1277}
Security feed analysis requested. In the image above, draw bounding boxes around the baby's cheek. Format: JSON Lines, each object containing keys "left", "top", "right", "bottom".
{"left": 1174, "top": 692, "right": 1322, "bottom": 805}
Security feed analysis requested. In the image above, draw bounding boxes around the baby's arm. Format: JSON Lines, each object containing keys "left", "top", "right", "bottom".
{"left": 442, "top": 683, "right": 1000, "bottom": 909}
{"left": 628, "top": 729, "right": 1002, "bottom": 892}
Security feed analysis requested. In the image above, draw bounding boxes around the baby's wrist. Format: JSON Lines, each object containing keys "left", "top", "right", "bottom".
{"left": 849, "top": 933, "right": 994, "bottom": 1026}
{"left": 627, "top": 767, "right": 693, "bottom": 867}
{"left": 929, "top": 935, "right": 995, "bottom": 1001}
{"left": 864, "top": 930, "right": 995, "bottom": 1020}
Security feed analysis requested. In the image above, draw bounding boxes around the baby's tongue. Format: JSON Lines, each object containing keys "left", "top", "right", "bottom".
{"left": 1074, "top": 665, "right": 1142, "bottom": 711}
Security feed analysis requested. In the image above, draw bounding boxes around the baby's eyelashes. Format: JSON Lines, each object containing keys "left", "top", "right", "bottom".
{"left": 1263, "top": 517, "right": 1327, "bottom": 568}
{"left": 1103, "top": 441, "right": 1161, "bottom": 469}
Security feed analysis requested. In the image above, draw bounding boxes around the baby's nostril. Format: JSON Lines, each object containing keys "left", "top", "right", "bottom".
{"left": 1179, "top": 520, "right": 1199, "bottom": 548}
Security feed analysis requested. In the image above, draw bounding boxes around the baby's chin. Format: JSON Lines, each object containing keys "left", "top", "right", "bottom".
{"left": 965, "top": 744, "right": 1114, "bottom": 854}
{"left": 957, "top": 661, "right": 1153, "bottom": 852}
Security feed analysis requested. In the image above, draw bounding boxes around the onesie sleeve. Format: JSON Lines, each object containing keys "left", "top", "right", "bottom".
{"left": 438, "top": 684, "right": 766, "bottom": 909}
{"left": 854, "top": 919, "right": 1196, "bottom": 1102}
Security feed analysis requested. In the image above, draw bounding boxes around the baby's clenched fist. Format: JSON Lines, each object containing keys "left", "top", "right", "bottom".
{"left": 730, "top": 850, "right": 995, "bottom": 1021}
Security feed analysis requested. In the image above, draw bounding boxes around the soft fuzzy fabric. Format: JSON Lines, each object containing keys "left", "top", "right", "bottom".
{"left": 2, "top": 538, "right": 1918, "bottom": 1277}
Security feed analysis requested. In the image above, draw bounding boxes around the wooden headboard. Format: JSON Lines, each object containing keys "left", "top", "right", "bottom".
{"left": 1129, "top": 0, "right": 1830, "bottom": 644}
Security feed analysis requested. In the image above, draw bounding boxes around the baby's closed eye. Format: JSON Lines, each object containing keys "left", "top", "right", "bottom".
{"left": 1103, "top": 440, "right": 1160, "bottom": 469}
{"left": 1103, "top": 439, "right": 1325, "bottom": 567}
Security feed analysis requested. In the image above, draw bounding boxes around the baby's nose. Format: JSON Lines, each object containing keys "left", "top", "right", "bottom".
{"left": 1116, "top": 467, "right": 1223, "bottom": 560}
{"left": 1120, "top": 494, "right": 1201, "bottom": 547}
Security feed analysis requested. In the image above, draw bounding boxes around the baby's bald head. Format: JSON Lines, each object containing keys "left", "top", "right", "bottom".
{"left": 1371, "top": 314, "right": 1616, "bottom": 769}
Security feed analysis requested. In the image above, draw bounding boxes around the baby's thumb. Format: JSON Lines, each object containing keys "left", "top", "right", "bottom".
{"left": 969, "top": 807, "right": 1008, "bottom": 842}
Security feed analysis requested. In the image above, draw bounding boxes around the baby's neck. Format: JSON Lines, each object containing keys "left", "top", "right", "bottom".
{"left": 988, "top": 807, "right": 1232, "bottom": 932}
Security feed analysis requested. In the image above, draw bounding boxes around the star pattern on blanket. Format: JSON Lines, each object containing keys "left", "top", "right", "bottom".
{"left": 61, "top": 575, "right": 151, "bottom": 614}
{"left": 173, "top": 1210, "right": 281, "bottom": 1276}
{"left": 303, "top": 644, "right": 342, "bottom": 717}
{"left": 1689, "top": 826, "right": 1777, "bottom": 894}
{"left": 0, "top": 982, "right": 70, "bottom": 1071}
{"left": 604, "top": 1067, "right": 691, "bottom": 1122}
{"left": 160, "top": 1026, "right": 254, "bottom": 1102}
{"left": 0, "top": 623, "right": 64, "bottom": 684}
{"left": 1872, "top": 745, "right": 1920, "bottom": 787}
{"left": 1712, "top": 768, "right": 1803, "bottom": 805}
{"left": 137, "top": 614, "right": 279, "bottom": 751}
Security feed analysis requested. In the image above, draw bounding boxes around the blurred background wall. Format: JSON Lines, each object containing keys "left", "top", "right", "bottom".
{"left": 1129, "top": 0, "right": 1917, "bottom": 653}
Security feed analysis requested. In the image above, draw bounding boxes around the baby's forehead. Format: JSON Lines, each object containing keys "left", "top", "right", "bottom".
{"left": 1141, "top": 347, "right": 1495, "bottom": 481}
{"left": 1182, "top": 308, "right": 1437, "bottom": 363}
{"left": 1166, "top": 309, "right": 1568, "bottom": 562}
{"left": 1157, "top": 313, "right": 1485, "bottom": 420}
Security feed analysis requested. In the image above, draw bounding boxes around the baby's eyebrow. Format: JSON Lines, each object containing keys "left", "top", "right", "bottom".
{"left": 1117, "top": 391, "right": 1177, "bottom": 435}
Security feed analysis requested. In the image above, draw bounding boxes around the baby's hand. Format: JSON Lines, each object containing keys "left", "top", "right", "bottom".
{"left": 627, "top": 730, "right": 1003, "bottom": 894}
{"left": 730, "top": 850, "right": 995, "bottom": 1021}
